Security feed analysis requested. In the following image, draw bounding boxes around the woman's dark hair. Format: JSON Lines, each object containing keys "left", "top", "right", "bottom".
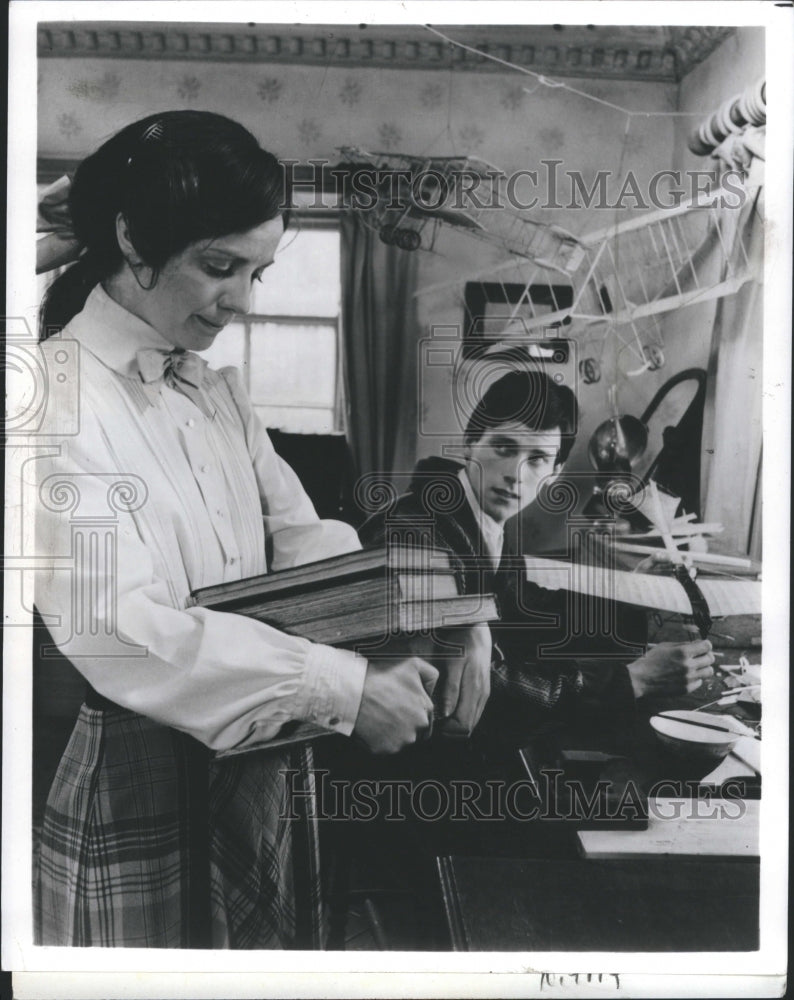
{"left": 464, "top": 369, "right": 579, "bottom": 465}
{"left": 40, "top": 111, "right": 290, "bottom": 337}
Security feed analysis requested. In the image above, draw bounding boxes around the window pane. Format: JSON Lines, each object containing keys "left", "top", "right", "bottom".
{"left": 200, "top": 321, "right": 247, "bottom": 371}
{"left": 249, "top": 322, "right": 337, "bottom": 408}
{"left": 250, "top": 229, "right": 340, "bottom": 317}
{"left": 255, "top": 405, "right": 336, "bottom": 434}
{"left": 292, "top": 189, "right": 342, "bottom": 211}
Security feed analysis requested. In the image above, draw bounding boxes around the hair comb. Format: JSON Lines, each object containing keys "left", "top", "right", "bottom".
{"left": 141, "top": 120, "right": 164, "bottom": 142}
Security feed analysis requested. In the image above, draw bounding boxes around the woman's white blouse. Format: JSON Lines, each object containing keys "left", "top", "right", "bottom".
{"left": 34, "top": 285, "right": 367, "bottom": 751}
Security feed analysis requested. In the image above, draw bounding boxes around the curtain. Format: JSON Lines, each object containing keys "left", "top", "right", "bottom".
{"left": 700, "top": 189, "right": 764, "bottom": 556}
{"left": 340, "top": 213, "right": 421, "bottom": 483}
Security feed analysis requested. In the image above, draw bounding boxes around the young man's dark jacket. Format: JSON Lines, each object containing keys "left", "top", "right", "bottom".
{"left": 358, "top": 456, "right": 641, "bottom": 750}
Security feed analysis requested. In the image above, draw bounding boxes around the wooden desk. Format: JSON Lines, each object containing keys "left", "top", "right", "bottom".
{"left": 517, "top": 639, "right": 762, "bottom": 826}
{"left": 442, "top": 657, "right": 763, "bottom": 953}
{"left": 435, "top": 597, "right": 763, "bottom": 951}
{"left": 437, "top": 855, "right": 760, "bottom": 952}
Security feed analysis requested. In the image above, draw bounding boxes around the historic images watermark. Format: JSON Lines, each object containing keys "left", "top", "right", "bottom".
{"left": 283, "top": 158, "right": 748, "bottom": 213}
{"left": 280, "top": 769, "right": 750, "bottom": 823}
{"left": 4, "top": 328, "right": 149, "bottom": 657}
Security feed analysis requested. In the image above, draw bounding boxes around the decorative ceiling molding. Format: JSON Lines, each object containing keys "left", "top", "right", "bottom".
{"left": 667, "top": 26, "right": 737, "bottom": 75}
{"left": 37, "top": 22, "right": 736, "bottom": 82}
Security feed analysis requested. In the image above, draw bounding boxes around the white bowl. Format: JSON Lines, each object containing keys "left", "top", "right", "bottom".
{"left": 649, "top": 710, "right": 747, "bottom": 761}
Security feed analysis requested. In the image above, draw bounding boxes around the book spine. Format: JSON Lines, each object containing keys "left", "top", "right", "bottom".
{"left": 284, "top": 595, "right": 500, "bottom": 645}
{"left": 199, "top": 570, "right": 460, "bottom": 619}
{"left": 242, "top": 578, "right": 398, "bottom": 629}
{"left": 192, "top": 547, "right": 455, "bottom": 607}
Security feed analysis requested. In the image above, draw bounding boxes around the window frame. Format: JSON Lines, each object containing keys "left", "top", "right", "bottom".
{"left": 241, "top": 208, "right": 346, "bottom": 434}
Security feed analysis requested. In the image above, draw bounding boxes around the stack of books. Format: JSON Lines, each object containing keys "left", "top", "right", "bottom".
{"left": 189, "top": 546, "right": 499, "bottom": 755}
{"left": 189, "top": 545, "right": 499, "bottom": 647}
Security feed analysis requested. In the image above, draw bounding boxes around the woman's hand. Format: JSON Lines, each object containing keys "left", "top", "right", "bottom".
{"left": 352, "top": 656, "right": 438, "bottom": 754}
{"left": 627, "top": 639, "right": 715, "bottom": 699}
{"left": 434, "top": 623, "right": 492, "bottom": 737}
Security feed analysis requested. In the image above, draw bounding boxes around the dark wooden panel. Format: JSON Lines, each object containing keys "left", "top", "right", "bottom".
{"left": 438, "top": 855, "right": 759, "bottom": 951}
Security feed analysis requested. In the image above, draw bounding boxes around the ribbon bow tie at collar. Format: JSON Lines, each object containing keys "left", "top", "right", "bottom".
{"left": 136, "top": 347, "right": 208, "bottom": 385}
{"left": 136, "top": 348, "right": 215, "bottom": 418}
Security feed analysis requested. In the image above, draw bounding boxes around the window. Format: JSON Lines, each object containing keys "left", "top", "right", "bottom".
{"left": 202, "top": 218, "right": 344, "bottom": 434}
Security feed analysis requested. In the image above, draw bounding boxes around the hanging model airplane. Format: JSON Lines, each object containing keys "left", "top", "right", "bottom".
{"left": 337, "top": 145, "right": 585, "bottom": 273}
{"left": 415, "top": 179, "right": 761, "bottom": 377}
{"left": 339, "top": 146, "right": 761, "bottom": 379}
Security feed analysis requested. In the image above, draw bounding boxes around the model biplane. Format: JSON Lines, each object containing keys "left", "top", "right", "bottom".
{"left": 337, "top": 145, "right": 584, "bottom": 273}
{"left": 416, "top": 180, "right": 760, "bottom": 377}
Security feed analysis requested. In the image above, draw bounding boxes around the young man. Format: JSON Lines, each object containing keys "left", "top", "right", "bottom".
{"left": 344, "top": 371, "right": 715, "bottom": 943}
{"left": 359, "top": 369, "right": 715, "bottom": 747}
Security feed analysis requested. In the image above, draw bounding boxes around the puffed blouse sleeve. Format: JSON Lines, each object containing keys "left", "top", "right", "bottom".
{"left": 34, "top": 357, "right": 367, "bottom": 752}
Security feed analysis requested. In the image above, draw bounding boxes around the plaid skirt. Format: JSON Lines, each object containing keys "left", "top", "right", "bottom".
{"left": 34, "top": 704, "right": 322, "bottom": 949}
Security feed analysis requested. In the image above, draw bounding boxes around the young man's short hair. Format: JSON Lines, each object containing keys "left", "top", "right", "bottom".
{"left": 463, "top": 369, "right": 579, "bottom": 465}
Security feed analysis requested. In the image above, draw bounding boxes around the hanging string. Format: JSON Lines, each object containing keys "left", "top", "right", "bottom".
{"left": 414, "top": 64, "right": 459, "bottom": 159}
{"left": 423, "top": 24, "right": 714, "bottom": 119}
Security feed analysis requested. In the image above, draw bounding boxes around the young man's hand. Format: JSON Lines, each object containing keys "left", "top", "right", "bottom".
{"left": 352, "top": 656, "right": 438, "bottom": 754}
{"left": 627, "top": 639, "right": 715, "bottom": 699}
{"left": 434, "top": 623, "right": 492, "bottom": 737}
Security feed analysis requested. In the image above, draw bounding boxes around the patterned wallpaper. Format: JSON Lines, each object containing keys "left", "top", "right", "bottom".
{"left": 38, "top": 56, "right": 676, "bottom": 191}
{"left": 37, "top": 55, "right": 684, "bottom": 470}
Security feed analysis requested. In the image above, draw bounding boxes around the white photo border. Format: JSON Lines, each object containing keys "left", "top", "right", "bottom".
{"left": 4, "top": 1, "right": 790, "bottom": 996}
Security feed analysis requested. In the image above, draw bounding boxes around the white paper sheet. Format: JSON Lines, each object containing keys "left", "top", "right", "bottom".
{"left": 523, "top": 556, "right": 762, "bottom": 616}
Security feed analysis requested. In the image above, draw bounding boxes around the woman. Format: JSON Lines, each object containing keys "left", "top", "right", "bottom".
{"left": 33, "top": 111, "right": 441, "bottom": 949}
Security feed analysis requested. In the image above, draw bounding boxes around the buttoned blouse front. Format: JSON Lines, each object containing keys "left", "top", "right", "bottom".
{"left": 35, "top": 285, "right": 367, "bottom": 751}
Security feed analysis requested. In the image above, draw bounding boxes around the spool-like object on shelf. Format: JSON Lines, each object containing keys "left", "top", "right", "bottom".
{"left": 687, "top": 78, "right": 765, "bottom": 156}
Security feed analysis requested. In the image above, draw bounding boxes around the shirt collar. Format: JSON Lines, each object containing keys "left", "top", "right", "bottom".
{"left": 66, "top": 283, "right": 178, "bottom": 378}
{"left": 458, "top": 467, "right": 504, "bottom": 565}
